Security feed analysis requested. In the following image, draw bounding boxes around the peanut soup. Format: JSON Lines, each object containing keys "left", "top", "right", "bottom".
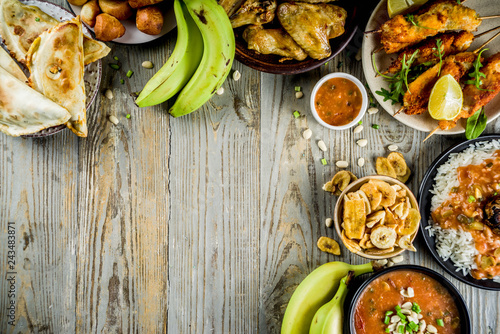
{"left": 354, "top": 270, "right": 461, "bottom": 334}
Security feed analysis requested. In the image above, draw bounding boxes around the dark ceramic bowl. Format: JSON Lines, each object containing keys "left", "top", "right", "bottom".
{"left": 346, "top": 265, "right": 471, "bottom": 334}
{"left": 234, "top": 0, "right": 359, "bottom": 74}
{"left": 418, "top": 134, "right": 500, "bottom": 290}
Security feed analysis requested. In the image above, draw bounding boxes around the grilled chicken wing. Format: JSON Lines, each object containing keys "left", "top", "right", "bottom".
{"left": 219, "top": 0, "right": 247, "bottom": 17}
{"left": 243, "top": 25, "right": 307, "bottom": 61}
{"left": 230, "top": 0, "right": 276, "bottom": 29}
{"left": 277, "top": 2, "right": 347, "bottom": 60}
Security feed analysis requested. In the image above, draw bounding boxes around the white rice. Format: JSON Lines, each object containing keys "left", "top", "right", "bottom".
{"left": 427, "top": 139, "right": 500, "bottom": 282}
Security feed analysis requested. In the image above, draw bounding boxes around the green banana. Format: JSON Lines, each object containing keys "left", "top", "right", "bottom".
{"left": 281, "top": 261, "right": 373, "bottom": 334}
{"left": 135, "top": 0, "right": 203, "bottom": 107}
{"left": 309, "top": 271, "right": 354, "bottom": 334}
{"left": 169, "top": 0, "right": 235, "bottom": 117}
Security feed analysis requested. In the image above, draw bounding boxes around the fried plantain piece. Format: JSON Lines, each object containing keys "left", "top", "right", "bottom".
{"left": 397, "top": 208, "right": 421, "bottom": 235}
{"left": 360, "top": 182, "right": 383, "bottom": 211}
{"left": 370, "top": 179, "right": 397, "bottom": 207}
{"left": 341, "top": 230, "right": 361, "bottom": 253}
{"left": 317, "top": 236, "right": 341, "bottom": 255}
{"left": 370, "top": 225, "right": 397, "bottom": 249}
{"left": 343, "top": 198, "right": 366, "bottom": 239}
{"left": 376, "top": 157, "right": 397, "bottom": 178}
{"left": 387, "top": 152, "right": 408, "bottom": 176}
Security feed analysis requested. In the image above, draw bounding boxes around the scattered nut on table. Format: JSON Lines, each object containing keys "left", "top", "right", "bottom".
{"left": 388, "top": 144, "right": 399, "bottom": 151}
{"left": 357, "top": 139, "right": 368, "bottom": 147}
{"left": 295, "top": 91, "right": 304, "bottom": 99}
{"left": 325, "top": 218, "right": 333, "bottom": 228}
{"left": 353, "top": 125, "right": 363, "bottom": 134}
{"left": 105, "top": 89, "right": 113, "bottom": 100}
{"left": 216, "top": 87, "right": 224, "bottom": 95}
{"left": 108, "top": 115, "right": 119, "bottom": 125}
{"left": 142, "top": 61, "right": 154, "bottom": 69}
{"left": 336, "top": 161, "right": 349, "bottom": 168}
{"left": 357, "top": 157, "right": 365, "bottom": 167}
{"left": 318, "top": 140, "right": 327, "bottom": 152}
{"left": 233, "top": 70, "right": 241, "bottom": 81}
{"left": 367, "top": 107, "right": 379, "bottom": 115}
{"left": 302, "top": 128, "right": 312, "bottom": 140}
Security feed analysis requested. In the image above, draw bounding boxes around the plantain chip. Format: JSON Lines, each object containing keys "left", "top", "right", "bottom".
{"left": 366, "top": 210, "right": 385, "bottom": 228}
{"left": 317, "top": 236, "right": 341, "bottom": 255}
{"left": 387, "top": 152, "right": 407, "bottom": 176}
{"left": 370, "top": 179, "right": 397, "bottom": 207}
{"left": 390, "top": 202, "right": 405, "bottom": 218}
{"left": 343, "top": 198, "right": 366, "bottom": 239}
{"left": 356, "top": 189, "right": 372, "bottom": 215}
{"left": 331, "top": 171, "right": 357, "bottom": 196}
{"left": 322, "top": 180, "right": 335, "bottom": 193}
{"left": 397, "top": 167, "right": 411, "bottom": 183}
{"left": 365, "top": 246, "right": 395, "bottom": 255}
{"left": 341, "top": 230, "right": 361, "bottom": 253}
{"left": 398, "top": 234, "right": 417, "bottom": 252}
{"left": 397, "top": 208, "right": 420, "bottom": 235}
{"left": 360, "top": 182, "right": 383, "bottom": 211}
{"left": 376, "top": 157, "right": 397, "bottom": 178}
{"left": 370, "top": 225, "right": 397, "bottom": 249}
{"left": 359, "top": 233, "right": 371, "bottom": 249}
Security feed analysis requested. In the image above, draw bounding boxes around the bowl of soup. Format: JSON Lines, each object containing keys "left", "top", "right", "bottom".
{"left": 348, "top": 265, "right": 471, "bottom": 334}
{"left": 310, "top": 73, "right": 368, "bottom": 130}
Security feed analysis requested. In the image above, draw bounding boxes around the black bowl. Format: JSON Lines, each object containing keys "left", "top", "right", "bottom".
{"left": 234, "top": 0, "right": 359, "bottom": 74}
{"left": 418, "top": 134, "right": 500, "bottom": 290}
{"left": 346, "top": 265, "right": 471, "bottom": 334}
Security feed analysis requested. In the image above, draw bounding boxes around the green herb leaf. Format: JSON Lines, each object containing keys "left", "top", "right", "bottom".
{"left": 465, "top": 107, "right": 487, "bottom": 140}
{"left": 468, "top": 196, "right": 476, "bottom": 203}
{"left": 384, "top": 316, "right": 390, "bottom": 325}
{"left": 412, "top": 303, "right": 421, "bottom": 314}
{"left": 109, "top": 64, "right": 120, "bottom": 70}
{"left": 114, "top": 56, "right": 119, "bottom": 61}
{"left": 372, "top": 124, "right": 380, "bottom": 129}
{"left": 437, "top": 319, "right": 444, "bottom": 327}
{"left": 120, "top": 79, "right": 124, "bottom": 84}
{"left": 358, "top": 120, "right": 363, "bottom": 125}
{"left": 321, "top": 158, "right": 327, "bottom": 165}
{"left": 295, "top": 86, "right": 301, "bottom": 92}
{"left": 465, "top": 49, "right": 493, "bottom": 91}
{"left": 126, "top": 70, "right": 134, "bottom": 78}
{"left": 293, "top": 111, "right": 301, "bottom": 118}
{"left": 433, "top": 39, "right": 444, "bottom": 76}
{"left": 126, "top": 114, "right": 131, "bottom": 119}
{"left": 405, "top": 14, "right": 436, "bottom": 30}
{"left": 35, "top": 17, "right": 40, "bottom": 22}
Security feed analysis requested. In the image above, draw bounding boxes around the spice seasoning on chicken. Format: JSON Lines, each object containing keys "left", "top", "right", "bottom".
{"left": 314, "top": 77, "right": 362, "bottom": 126}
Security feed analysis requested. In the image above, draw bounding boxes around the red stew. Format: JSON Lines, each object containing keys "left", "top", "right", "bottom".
{"left": 314, "top": 77, "right": 362, "bottom": 126}
{"left": 354, "top": 270, "right": 460, "bottom": 334}
{"left": 432, "top": 151, "right": 500, "bottom": 279}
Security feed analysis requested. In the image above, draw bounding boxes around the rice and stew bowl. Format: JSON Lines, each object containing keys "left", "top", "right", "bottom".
{"left": 426, "top": 139, "right": 500, "bottom": 283}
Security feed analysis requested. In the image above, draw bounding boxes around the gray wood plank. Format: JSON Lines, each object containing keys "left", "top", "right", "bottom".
{"left": 167, "top": 60, "right": 261, "bottom": 334}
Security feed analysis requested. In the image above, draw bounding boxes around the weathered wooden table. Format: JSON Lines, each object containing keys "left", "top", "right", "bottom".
{"left": 1, "top": 1, "right": 499, "bottom": 332}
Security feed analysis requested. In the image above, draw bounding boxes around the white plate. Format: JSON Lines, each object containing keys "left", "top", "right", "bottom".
{"left": 68, "top": 0, "right": 176, "bottom": 44}
{"left": 8, "top": 0, "right": 103, "bottom": 137}
{"left": 362, "top": 0, "right": 500, "bottom": 134}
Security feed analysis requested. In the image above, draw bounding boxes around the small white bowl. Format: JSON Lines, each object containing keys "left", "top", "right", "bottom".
{"left": 310, "top": 73, "right": 368, "bottom": 130}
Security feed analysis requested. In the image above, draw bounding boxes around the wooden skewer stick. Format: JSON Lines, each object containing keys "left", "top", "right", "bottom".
{"left": 373, "top": 46, "right": 384, "bottom": 54}
{"left": 480, "top": 15, "right": 500, "bottom": 20}
{"left": 364, "top": 29, "right": 381, "bottom": 34}
{"left": 474, "top": 30, "right": 500, "bottom": 53}
{"left": 423, "top": 126, "right": 440, "bottom": 142}
{"left": 394, "top": 107, "right": 405, "bottom": 116}
{"left": 474, "top": 25, "right": 500, "bottom": 39}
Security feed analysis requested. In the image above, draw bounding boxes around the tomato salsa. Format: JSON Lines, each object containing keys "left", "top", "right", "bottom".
{"left": 354, "top": 270, "right": 460, "bottom": 334}
{"left": 432, "top": 151, "right": 500, "bottom": 279}
{"left": 314, "top": 77, "right": 362, "bottom": 126}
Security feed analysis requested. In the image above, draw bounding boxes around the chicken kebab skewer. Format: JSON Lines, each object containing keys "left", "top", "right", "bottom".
{"left": 384, "top": 26, "right": 500, "bottom": 75}
{"left": 396, "top": 29, "right": 500, "bottom": 116}
{"left": 368, "top": 0, "right": 499, "bottom": 54}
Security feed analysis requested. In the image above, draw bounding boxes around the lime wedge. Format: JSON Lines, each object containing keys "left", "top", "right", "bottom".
{"left": 428, "top": 74, "right": 463, "bottom": 121}
{"left": 387, "top": 0, "right": 428, "bottom": 18}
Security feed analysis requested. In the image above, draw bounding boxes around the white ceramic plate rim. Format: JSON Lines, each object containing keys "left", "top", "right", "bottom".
{"left": 310, "top": 73, "right": 368, "bottom": 130}
{"left": 67, "top": 1, "right": 176, "bottom": 44}
{"left": 362, "top": 0, "right": 500, "bottom": 135}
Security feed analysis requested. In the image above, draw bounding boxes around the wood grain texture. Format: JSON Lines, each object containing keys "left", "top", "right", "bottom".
{"left": 0, "top": 1, "right": 499, "bottom": 333}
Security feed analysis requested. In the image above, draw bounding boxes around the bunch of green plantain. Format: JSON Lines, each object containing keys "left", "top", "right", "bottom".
{"left": 136, "top": 0, "right": 235, "bottom": 117}
{"left": 281, "top": 261, "right": 374, "bottom": 334}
